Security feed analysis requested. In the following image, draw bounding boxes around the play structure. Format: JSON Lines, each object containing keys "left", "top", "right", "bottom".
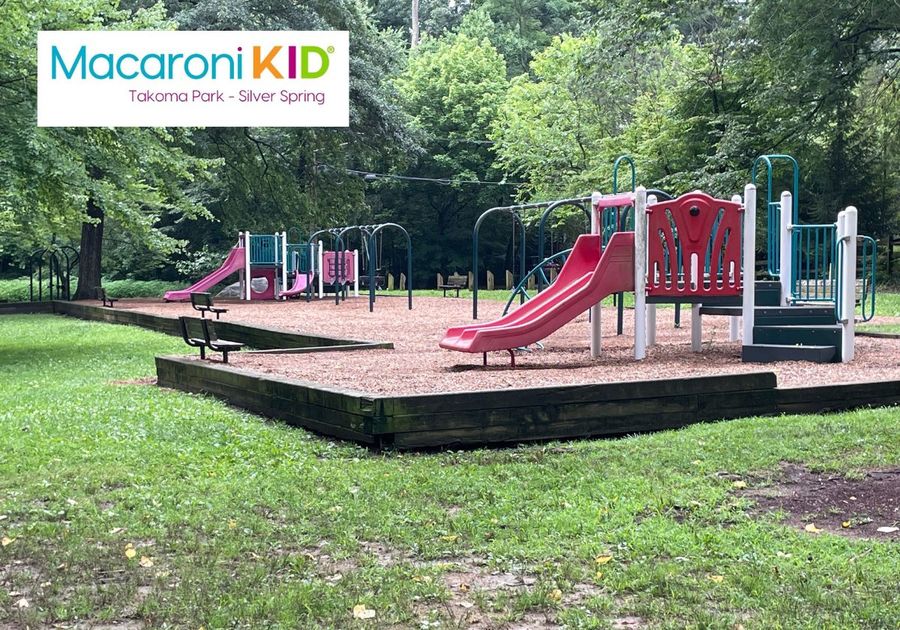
{"left": 28, "top": 245, "right": 79, "bottom": 302}
{"left": 307, "top": 223, "right": 413, "bottom": 312}
{"left": 164, "top": 232, "right": 357, "bottom": 303}
{"left": 443, "top": 154, "right": 876, "bottom": 365}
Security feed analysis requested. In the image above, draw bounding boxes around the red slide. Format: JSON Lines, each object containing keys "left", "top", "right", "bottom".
{"left": 440, "top": 232, "right": 635, "bottom": 354}
{"left": 163, "top": 247, "right": 245, "bottom": 302}
{"left": 278, "top": 272, "right": 310, "bottom": 299}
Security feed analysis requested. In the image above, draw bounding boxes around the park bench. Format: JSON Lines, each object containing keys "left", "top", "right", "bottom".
{"left": 178, "top": 316, "right": 245, "bottom": 363}
{"left": 200, "top": 318, "right": 244, "bottom": 363}
{"left": 96, "top": 287, "right": 118, "bottom": 308}
{"left": 439, "top": 273, "right": 467, "bottom": 297}
{"left": 178, "top": 316, "right": 208, "bottom": 359}
{"left": 190, "top": 291, "right": 228, "bottom": 319}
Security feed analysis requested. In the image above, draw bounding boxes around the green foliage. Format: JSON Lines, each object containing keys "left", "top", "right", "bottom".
{"left": 0, "top": 278, "right": 181, "bottom": 302}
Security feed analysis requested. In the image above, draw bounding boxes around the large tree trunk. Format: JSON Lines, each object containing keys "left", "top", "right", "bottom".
{"left": 74, "top": 193, "right": 104, "bottom": 300}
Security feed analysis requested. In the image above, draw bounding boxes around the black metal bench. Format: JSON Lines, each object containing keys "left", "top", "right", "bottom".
{"left": 96, "top": 287, "right": 118, "bottom": 307}
{"left": 438, "top": 274, "right": 467, "bottom": 297}
{"left": 178, "top": 316, "right": 208, "bottom": 359}
{"left": 190, "top": 291, "right": 228, "bottom": 319}
{"left": 200, "top": 318, "right": 244, "bottom": 363}
{"left": 178, "top": 316, "right": 245, "bottom": 363}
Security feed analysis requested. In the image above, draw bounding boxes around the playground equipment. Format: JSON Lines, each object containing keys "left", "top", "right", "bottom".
{"left": 442, "top": 181, "right": 867, "bottom": 365}
{"left": 29, "top": 245, "right": 78, "bottom": 302}
{"left": 308, "top": 223, "right": 412, "bottom": 312}
{"left": 163, "top": 232, "right": 356, "bottom": 302}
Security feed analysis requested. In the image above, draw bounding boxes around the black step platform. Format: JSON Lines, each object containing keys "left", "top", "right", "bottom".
{"left": 742, "top": 343, "right": 837, "bottom": 364}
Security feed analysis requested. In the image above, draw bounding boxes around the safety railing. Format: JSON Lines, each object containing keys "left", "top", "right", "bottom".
{"left": 790, "top": 224, "right": 837, "bottom": 303}
{"left": 249, "top": 234, "right": 279, "bottom": 266}
{"left": 858, "top": 235, "right": 877, "bottom": 322}
{"left": 286, "top": 242, "right": 315, "bottom": 274}
{"left": 502, "top": 248, "right": 572, "bottom": 315}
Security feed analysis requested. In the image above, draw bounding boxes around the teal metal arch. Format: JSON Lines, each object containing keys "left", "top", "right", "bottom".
{"left": 501, "top": 247, "right": 573, "bottom": 316}
{"left": 535, "top": 197, "right": 592, "bottom": 291}
{"left": 363, "top": 222, "right": 413, "bottom": 312}
{"left": 751, "top": 154, "right": 799, "bottom": 277}
{"left": 612, "top": 155, "right": 636, "bottom": 194}
{"left": 472, "top": 205, "right": 528, "bottom": 320}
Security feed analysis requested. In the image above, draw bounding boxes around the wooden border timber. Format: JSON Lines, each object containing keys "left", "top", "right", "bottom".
{"left": 49, "top": 301, "right": 392, "bottom": 351}
{"left": 0, "top": 302, "right": 54, "bottom": 315}
{"left": 155, "top": 355, "right": 799, "bottom": 448}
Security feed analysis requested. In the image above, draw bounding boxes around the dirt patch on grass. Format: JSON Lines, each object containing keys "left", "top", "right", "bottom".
{"left": 741, "top": 463, "right": 900, "bottom": 539}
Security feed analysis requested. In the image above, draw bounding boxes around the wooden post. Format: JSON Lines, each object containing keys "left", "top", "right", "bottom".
{"left": 399, "top": 273, "right": 406, "bottom": 291}
{"left": 526, "top": 275, "right": 536, "bottom": 291}
{"left": 468, "top": 271, "right": 474, "bottom": 290}
{"left": 549, "top": 268, "right": 557, "bottom": 282}
{"left": 691, "top": 304, "right": 702, "bottom": 352}
{"left": 387, "top": 273, "right": 395, "bottom": 290}
{"left": 486, "top": 270, "right": 494, "bottom": 291}
{"left": 505, "top": 270, "right": 513, "bottom": 290}
{"left": 436, "top": 273, "right": 444, "bottom": 289}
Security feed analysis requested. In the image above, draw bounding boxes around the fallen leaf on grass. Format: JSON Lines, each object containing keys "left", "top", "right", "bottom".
{"left": 732, "top": 481, "right": 747, "bottom": 489}
{"left": 1, "top": 536, "right": 15, "bottom": 547}
{"left": 139, "top": 556, "right": 154, "bottom": 568}
{"left": 15, "top": 598, "right": 29, "bottom": 609}
{"left": 595, "top": 554, "right": 613, "bottom": 565}
{"left": 124, "top": 543, "right": 137, "bottom": 559}
{"left": 595, "top": 571, "right": 604, "bottom": 580}
{"left": 352, "top": 604, "right": 376, "bottom": 620}
{"left": 109, "top": 527, "right": 125, "bottom": 535}
{"left": 440, "top": 534, "right": 458, "bottom": 543}
{"left": 841, "top": 521, "right": 851, "bottom": 529}
{"left": 876, "top": 526, "right": 899, "bottom": 534}
{"left": 707, "top": 575, "right": 724, "bottom": 583}
{"left": 776, "top": 551, "right": 792, "bottom": 558}
{"left": 458, "top": 582, "right": 470, "bottom": 593}
{"left": 228, "top": 520, "right": 237, "bottom": 530}
{"left": 549, "top": 588, "right": 563, "bottom": 602}
{"left": 804, "top": 523, "right": 822, "bottom": 533}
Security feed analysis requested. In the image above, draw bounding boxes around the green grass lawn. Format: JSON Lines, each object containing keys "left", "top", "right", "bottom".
{"left": 1, "top": 315, "right": 898, "bottom": 628}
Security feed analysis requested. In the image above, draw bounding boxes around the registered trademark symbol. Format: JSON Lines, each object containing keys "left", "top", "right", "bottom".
{"left": 327, "top": 46, "right": 335, "bottom": 54}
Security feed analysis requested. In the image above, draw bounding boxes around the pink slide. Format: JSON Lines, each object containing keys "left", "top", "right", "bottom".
{"left": 440, "top": 232, "right": 635, "bottom": 354}
{"left": 163, "top": 247, "right": 245, "bottom": 302}
{"left": 278, "top": 272, "right": 310, "bottom": 299}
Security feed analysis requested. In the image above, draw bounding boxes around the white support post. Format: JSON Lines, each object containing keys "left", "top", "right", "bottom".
{"left": 730, "top": 194, "right": 743, "bottom": 340}
{"left": 838, "top": 207, "right": 857, "bottom": 362}
{"left": 691, "top": 304, "right": 702, "bottom": 352}
{"left": 317, "top": 240, "right": 324, "bottom": 299}
{"left": 589, "top": 191, "right": 603, "bottom": 358}
{"left": 353, "top": 249, "right": 359, "bottom": 297}
{"left": 742, "top": 185, "right": 757, "bottom": 345}
{"left": 634, "top": 186, "right": 648, "bottom": 360}
{"left": 280, "top": 232, "right": 288, "bottom": 296}
{"left": 779, "top": 191, "right": 793, "bottom": 306}
{"left": 244, "top": 230, "right": 252, "bottom": 301}
{"left": 237, "top": 232, "right": 245, "bottom": 299}
{"left": 646, "top": 194, "right": 658, "bottom": 347}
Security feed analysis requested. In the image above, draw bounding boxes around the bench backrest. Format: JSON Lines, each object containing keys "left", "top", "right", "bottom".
{"left": 95, "top": 287, "right": 106, "bottom": 300}
{"left": 447, "top": 273, "right": 467, "bottom": 287}
{"left": 190, "top": 292, "right": 214, "bottom": 308}
{"left": 200, "top": 318, "right": 217, "bottom": 345}
{"left": 178, "top": 316, "right": 203, "bottom": 346}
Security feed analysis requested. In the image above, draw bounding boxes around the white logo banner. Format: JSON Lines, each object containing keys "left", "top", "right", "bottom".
{"left": 38, "top": 30, "right": 349, "bottom": 127}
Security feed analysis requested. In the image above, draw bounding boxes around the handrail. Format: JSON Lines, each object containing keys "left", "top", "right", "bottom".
{"left": 791, "top": 223, "right": 837, "bottom": 303}
{"left": 501, "top": 248, "right": 573, "bottom": 315}
{"left": 751, "top": 154, "right": 799, "bottom": 277}
{"left": 612, "top": 155, "right": 636, "bottom": 194}
{"left": 858, "top": 235, "right": 877, "bottom": 322}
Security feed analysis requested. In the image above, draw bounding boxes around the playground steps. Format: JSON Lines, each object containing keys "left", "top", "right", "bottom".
{"left": 741, "top": 343, "right": 836, "bottom": 364}
{"left": 750, "top": 324, "right": 842, "bottom": 363}
{"left": 754, "top": 281, "right": 782, "bottom": 307}
{"left": 699, "top": 305, "right": 837, "bottom": 326}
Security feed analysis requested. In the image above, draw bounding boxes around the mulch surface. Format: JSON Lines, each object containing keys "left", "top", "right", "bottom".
{"left": 107, "top": 296, "right": 900, "bottom": 395}
{"left": 742, "top": 463, "right": 900, "bottom": 540}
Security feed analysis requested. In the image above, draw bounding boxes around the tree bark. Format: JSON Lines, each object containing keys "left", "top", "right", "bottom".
{"left": 410, "top": 0, "right": 420, "bottom": 47}
{"left": 74, "top": 191, "right": 104, "bottom": 300}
